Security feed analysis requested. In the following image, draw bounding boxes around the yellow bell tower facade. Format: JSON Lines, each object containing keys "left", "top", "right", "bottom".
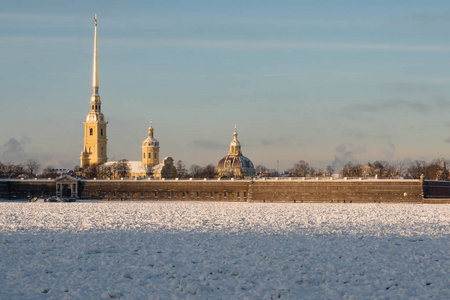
{"left": 80, "top": 14, "right": 108, "bottom": 168}
{"left": 142, "top": 120, "right": 160, "bottom": 168}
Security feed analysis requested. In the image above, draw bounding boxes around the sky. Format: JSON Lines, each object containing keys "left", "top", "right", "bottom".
{"left": 2, "top": 0, "right": 450, "bottom": 172}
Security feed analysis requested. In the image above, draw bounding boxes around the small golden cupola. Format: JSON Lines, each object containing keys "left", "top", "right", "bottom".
{"left": 142, "top": 119, "right": 160, "bottom": 168}
{"left": 215, "top": 125, "right": 256, "bottom": 178}
{"left": 228, "top": 124, "right": 242, "bottom": 156}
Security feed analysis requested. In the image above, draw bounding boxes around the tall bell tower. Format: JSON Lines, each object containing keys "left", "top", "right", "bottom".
{"left": 142, "top": 120, "right": 160, "bottom": 168}
{"left": 80, "top": 14, "right": 108, "bottom": 168}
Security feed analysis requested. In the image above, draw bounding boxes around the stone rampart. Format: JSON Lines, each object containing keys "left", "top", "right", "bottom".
{"left": 250, "top": 179, "right": 422, "bottom": 203}
{"left": 80, "top": 178, "right": 423, "bottom": 203}
{"left": 0, "top": 179, "right": 55, "bottom": 199}
{"left": 1, "top": 178, "right": 424, "bottom": 203}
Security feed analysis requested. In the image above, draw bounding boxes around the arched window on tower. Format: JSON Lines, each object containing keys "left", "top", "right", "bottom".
{"left": 89, "top": 128, "right": 93, "bottom": 135}
{"left": 149, "top": 153, "right": 151, "bottom": 159}
{"left": 143, "top": 153, "right": 145, "bottom": 159}
{"left": 100, "top": 128, "right": 103, "bottom": 136}
{"left": 92, "top": 105, "right": 94, "bottom": 110}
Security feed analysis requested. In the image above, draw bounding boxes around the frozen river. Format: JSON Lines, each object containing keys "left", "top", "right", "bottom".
{"left": 0, "top": 202, "right": 449, "bottom": 299}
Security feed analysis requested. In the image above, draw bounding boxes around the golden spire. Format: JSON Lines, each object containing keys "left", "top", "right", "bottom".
{"left": 148, "top": 119, "right": 154, "bottom": 138}
{"left": 229, "top": 124, "right": 242, "bottom": 156}
{"left": 92, "top": 13, "right": 98, "bottom": 96}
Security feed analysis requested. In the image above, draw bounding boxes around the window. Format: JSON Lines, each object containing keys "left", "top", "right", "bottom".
{"left": 168, "top": 191, "right": 172, "bottom": 198}
{"left": 101, "top": 128, "right": 103, "bottom": 136}
{"left": 92, "top": 105, "right": 94, "bottom": 110}
{"left": 182, "top": 191, "right": 186, "bottom": 198}
{"left": 224, "top": 191, "right": 227, "bottom": 198}
{"left": 127, "top": 192, "right": 130, "bottom": 197}
{"left": 244, "top": 192, "right": 247, "bottom": 198}
{"left": 210, "top": 192, "right": 214, "bottom": 198}
{"left": 149, "top": 153, "right": 151, "bottom": 158}
{"left": 154, "top": 191, "right": 158, "bottom": 197}
{"left": 143, "top": 153, "right": 145, "bottom": 159}
{"left": 141, "top": 192, "right": 144, "bottom": 197}
{"left": 196, "top": 191, "right": 200, "bottom": 197}
{"left": 89, "top": 128, "right": 93, "bottom": 135}
{"left": 101, "top": 147, "right": 103, "bottom": 155}
{"left": 237, "top": 192, "right": 240, "bottom": 198}
{"left": 113, "top": 191, "right": 117, "bottom": 197}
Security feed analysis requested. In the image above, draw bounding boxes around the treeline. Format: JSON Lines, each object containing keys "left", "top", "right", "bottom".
{"left": 80, "top": 160, "right": 131, "bottom": 179}
{"left": 0, "top": 159, "right": 46, "bottom": 179}
{"left": 175, "top": 161, "right": 216, "bottom": 179}
{"left": 1, "top": 158, "right": 449, "bottom": 181}
{"left": 80, "top": 160, "right": 217, "bottom": 179}
{"left": 269, "top": 159, "right": 449, "bottom": 180}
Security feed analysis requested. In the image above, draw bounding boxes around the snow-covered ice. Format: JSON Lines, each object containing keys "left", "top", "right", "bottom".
{"left": 0, "top": 202, "right": 448, "bottom": 299}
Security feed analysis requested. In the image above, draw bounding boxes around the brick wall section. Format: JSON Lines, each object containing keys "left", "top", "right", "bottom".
{"left": 0, "top": 180, "right": 55, "bottom": 199}
{"left": 81, "top": 180, "right": 250, "bottom": 201}
{"left": 81, "top": 179, "right": 423, "bottom": 203}
{"left": 250, "top": 180, "right": 423, "bottom": 203}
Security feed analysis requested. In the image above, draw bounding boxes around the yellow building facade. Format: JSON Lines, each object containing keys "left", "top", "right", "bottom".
{"left": 142, "top": 120, "right": 160, "bottom": 169}
{"left": 80, "top": 14, "right": 108, "bottom": 169}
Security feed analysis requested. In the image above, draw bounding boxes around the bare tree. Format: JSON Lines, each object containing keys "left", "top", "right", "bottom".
{"left": 325, "top": 165, "right": 335, "bottom": 176}
{"left": 0, "top": 161, "right": 5, "bottom": 178}
{"left": 406, "top": 160, "right": 427, "bottom": 179}
{"left": 199, "top": 164, "right": 216, "bottom": 179}
{"left": 189, "top": 165, "right": 202, "bottom": 178}
{"left": 99, "top": 164, "right": 114, "bottom": 179}
{"left": 83, "top": 163, "right": 99, "bottom": 179}
{"left": 290, "top": 160, "right": 314, "bottom": 177}
{"left": 393, "top": 161, "right": 406, "bottom": 176}
{"left": 40, "top": 166, "right": 56, "bottom": 178}
{"left": 342, "top": 162, "right": 362, "bottom": 177}
{"left": 176, "top": 160, "right": 188, "bottom": 178}
{"left": 25, "top": 159, "right": 41, "bottom": 177}
{"left": 113, "top": 159, "right": 130, "bottom": 179}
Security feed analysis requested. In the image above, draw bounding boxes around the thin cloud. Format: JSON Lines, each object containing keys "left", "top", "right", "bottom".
{"left": 3, "top": 35, "right": 450, "bottom": 53}
{"left": 192, "top": 140, "right": 224, "bottom": 150}
{"left": 344, "top": 98, "right": 445, "bottom": 116}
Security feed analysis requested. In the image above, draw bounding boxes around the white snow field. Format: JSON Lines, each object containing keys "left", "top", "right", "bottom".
{"left": 0, "top": 202, "right": 449, "bottom": 300}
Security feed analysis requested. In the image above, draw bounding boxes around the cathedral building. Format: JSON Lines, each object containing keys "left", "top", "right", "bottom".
{"left": 215, "top": 125, "right": 256, "bottom": 178}
{"left": 80, "top": 14, "right": 108, "bottom": 168}
{"left": 102, "top": 120, "right": 176, "bottom": 179}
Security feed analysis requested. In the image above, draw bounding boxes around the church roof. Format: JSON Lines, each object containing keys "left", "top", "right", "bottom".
{"left": 215, "top": 125, "right": 256, "bottom": 177}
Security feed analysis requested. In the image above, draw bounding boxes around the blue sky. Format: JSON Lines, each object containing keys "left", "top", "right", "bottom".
{"left": 2, "top": 0, "right": 450, "bottom": 171}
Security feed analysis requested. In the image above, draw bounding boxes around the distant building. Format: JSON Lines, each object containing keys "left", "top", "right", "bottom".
{"left": 80, "top": 15, "right": 108, "bottom": 168}
{"left": 104, "top": 121, "right": 176, "bottom": 179}
{"left": 215, "top": 125, "right": 256, "bottom": 178}
{"left": 142, "top": 120, "right": 160, "bottom": 171}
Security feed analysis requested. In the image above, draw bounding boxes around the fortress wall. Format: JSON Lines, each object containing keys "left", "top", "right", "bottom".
{"left": 81, "top": 180, "right": 251, "bottom": 201}
{"left": 2, "top": 179, "right": 424, "bottom": 203}
{"left": 0, "top": 180, "right": 55, "bottom": 198}
{"left": 250, "top": 180, "right": 423, "bottom": 203}
{"left": 81, "top": 179, "right": 423, "bottom": 203}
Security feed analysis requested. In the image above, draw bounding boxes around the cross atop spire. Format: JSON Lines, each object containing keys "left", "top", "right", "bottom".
{"left": 148, "top": 119, "right": 154, "bottom": 138}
